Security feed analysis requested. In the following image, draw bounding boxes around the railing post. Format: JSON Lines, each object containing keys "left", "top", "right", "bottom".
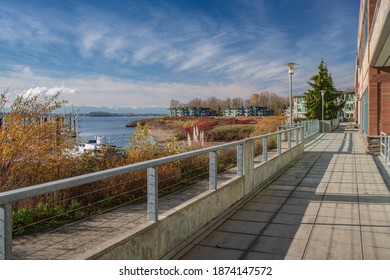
{"left": 0, "top": 204, "right": 12, "bottom": 260}
{"left": 277, "top": 133, "right": 281, "bottom": 155}
{"left": 209, "top": 151, "right": 217, "bottom": 190}
{"left": 262, "top": 137, "right": 268, "bottom": 162}
{"left": 380, "top": 133, "right": 385, "bottom": 160}
{"left": 287, "top": 130, "right": 291, "bottom": 149}
{"left": 310, "top": 120, "right": 313, "bottom": 134}
{"left": 147, "top": 167, "right": 158, "bottom": 222}
{"left": 388, "top": 136, "right": 390, "bottom": 167}
{"left": 243, "top": 139, "right": 254, "bottom": 195}
{"left": 386, "top": 136, "right": 389, "bottom": 164}
{"left": 295, "top": 128, "right": 299, "bottom": 145}
{"left": 301, "top": 126, "right": 304, "bottom": 142}
{"left": 237, "top": 144, "right": 243, "bottom": 176}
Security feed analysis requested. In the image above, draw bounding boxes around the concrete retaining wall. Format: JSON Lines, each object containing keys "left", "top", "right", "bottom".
{"left": 86, "top": 141, "right": 304, "bottom": 260}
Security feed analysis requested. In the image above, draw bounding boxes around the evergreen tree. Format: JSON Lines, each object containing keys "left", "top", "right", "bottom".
{"left": 305, "top": 59, "right": 341, "bottom": 120}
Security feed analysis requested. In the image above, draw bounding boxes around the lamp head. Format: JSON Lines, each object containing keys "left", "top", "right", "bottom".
{"left": 286, "top": 63, "right": 299, "bottom": 74}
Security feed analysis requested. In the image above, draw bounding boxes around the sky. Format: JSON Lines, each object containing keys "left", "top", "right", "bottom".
{"left": 0, "top": 0, "right": 360, "bottom": 110}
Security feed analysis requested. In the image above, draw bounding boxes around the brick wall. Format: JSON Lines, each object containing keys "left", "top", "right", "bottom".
{"left": 368, "top": 69, "right": 379, "bottom": 135}
{"left": 367, "top": 70, "right": 390, "bottom": 136}
{"left": 382, "top": 81, "right": 390, "bottom": 134}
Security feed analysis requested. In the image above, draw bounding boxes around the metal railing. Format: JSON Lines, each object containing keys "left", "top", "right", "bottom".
{"left": 380, "top": 132, "right": 390, "bottom": 167}
{"left": 0, "top": 120, "right": 319, "bottom": 259}
{"left": 380, "top": 132, "right": 387, "bottom": 160}
{"left": 284, "top": 119, "right": 319, "bottom": 139}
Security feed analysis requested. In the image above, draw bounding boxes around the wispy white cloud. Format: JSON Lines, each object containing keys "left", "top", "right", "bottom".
{"left": 1, "top": 66, "right": 255, "bottom": 107}
{"left": 0, "top": 5, "right": 68, "bottom": 47}
{"left": 19, "top": 86, "right": 78, "bottom": 100}
{"left": 179, "top": 43, "right": 220, "bottom": 71}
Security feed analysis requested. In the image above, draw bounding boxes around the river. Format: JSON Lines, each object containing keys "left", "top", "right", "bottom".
{"left": 77, "top": 116, "right": 151, "bottom": 148}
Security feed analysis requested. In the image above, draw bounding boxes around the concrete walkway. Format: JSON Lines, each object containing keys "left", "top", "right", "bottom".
{"left": 174, "top": 130, "right": 390, "bottom": 259}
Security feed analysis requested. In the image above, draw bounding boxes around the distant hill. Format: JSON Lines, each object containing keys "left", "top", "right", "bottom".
{"left": 55, "top": 106, "right": 168, "bottom": 115}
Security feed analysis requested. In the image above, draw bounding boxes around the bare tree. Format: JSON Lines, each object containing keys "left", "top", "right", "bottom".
{"left": 169, "top": 99, "right": 180, "bottom": 108}
{"left": 232, "top": 97, "right": 244, "bottom": 107}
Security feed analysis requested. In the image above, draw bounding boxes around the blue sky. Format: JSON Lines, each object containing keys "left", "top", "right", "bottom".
{"left": 0, "top": 0, "right": 359, "bottom": 108}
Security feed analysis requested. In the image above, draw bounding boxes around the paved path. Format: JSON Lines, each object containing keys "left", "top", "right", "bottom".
{"left": 174, "top": 130, "right": 390, "bottom": 259}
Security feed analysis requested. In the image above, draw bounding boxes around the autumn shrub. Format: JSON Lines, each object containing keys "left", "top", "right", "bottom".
{"left": 208, "top": 124, "right": 256, "bottom": 142}
{"left": 234, "top": 118, "right": 258, "bottom": 125}
{"left": 250, "top": 116, "right": 287, "bottom": 136}
{"left": 0, "top": 92, "right": 75, "bottom": 191}
{"left": 217, "top": 146, "right": 237, "bottom": 172}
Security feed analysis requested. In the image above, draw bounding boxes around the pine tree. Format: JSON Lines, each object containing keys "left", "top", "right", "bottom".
{"left": 305, "top": 59, "right": 341, "bottom": 120}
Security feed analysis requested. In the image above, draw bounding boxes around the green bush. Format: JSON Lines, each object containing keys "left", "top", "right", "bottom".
{"left": 208, "top": 124, "right": 256, "bottom": 141}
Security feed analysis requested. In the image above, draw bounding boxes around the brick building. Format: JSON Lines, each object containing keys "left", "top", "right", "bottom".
{"left": 355, "top": 0, "right": 390, "bottom": 153}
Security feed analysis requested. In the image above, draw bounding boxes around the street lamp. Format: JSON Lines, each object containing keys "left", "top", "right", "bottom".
{"left": 286, "top": 63, "right": 298, "bottom": 127}
{"left": 320, "top": 90, "right": 326, "bottom": 133}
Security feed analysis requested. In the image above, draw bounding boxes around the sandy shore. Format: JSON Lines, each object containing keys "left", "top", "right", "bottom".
{"left": 148, "top": 126, "right": 176, "bottom": 143}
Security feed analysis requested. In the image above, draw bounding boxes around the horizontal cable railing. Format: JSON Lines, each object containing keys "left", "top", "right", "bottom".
{"left": 0, "top": 120, "right": 319, "bottom": 259}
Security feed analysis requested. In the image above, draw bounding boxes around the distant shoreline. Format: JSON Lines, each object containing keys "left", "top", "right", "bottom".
{"left": 82, "top": 112, "right": 167, "bottom": 117}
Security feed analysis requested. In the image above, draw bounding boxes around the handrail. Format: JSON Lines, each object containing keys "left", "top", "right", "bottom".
{"left": 380, "top": 132, "right": 387, "bottom": 160}
{"left": 380, "top": 131, "right": 390, "bottom": 167}
{"left": 0, "top": 127, "right": 300, "bottom": 205}
{"left": 388, "top": 138, "right": 390, "bottom": 167}
{"left": 0, "top": 119, "right": 320, "bottom": 259}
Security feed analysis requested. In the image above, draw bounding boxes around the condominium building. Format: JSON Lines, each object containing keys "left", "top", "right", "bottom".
{"left": 169, "top": 107, "right": 216, "bottom": 117}
{"left": 355, "top": 0, "right": 390, "bottom": 153}
{"left": 340, "top": 89, "right": 355, "bottom": 121}
{"left": 292, "top": 94, "right": 307, "bottom": 119}
{"left": 222, "top": 106, "right": 274, "bottom": 117}
{"left": 292, "top": 90, "right": 355, "bottom": 122}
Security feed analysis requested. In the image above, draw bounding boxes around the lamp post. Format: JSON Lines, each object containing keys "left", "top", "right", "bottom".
{"left": 286, "top": 63, "right": 298, "bottom": 127}
{"left": 320, "top": 90, "right": 326, "bottom": 133}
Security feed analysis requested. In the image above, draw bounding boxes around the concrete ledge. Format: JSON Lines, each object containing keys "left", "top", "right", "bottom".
{"left": 84, "top": 143, "right": 305, "bottom": 260}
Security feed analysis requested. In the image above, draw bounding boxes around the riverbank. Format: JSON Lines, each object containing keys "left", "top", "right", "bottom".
{"left": 127, "top": 116, "right": 287, "bottom": 143}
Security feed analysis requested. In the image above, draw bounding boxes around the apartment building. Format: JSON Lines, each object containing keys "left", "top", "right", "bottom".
{"left": 355, "top": 0, "right": 390, "bottom": 153}
{"left": 292, "top": 94, "right": 307, "bottom": 119}
{"left": 292, "top": 90, "right": 355, "bottom": 122}
{"left": 169, "top": 107, "right": 216, "bottom": 117}
{"left": 340, "top": 89, "right": 355, "bottom": 121}
{"left": 222, "top": 106, "right": 274, "bottom": 117}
